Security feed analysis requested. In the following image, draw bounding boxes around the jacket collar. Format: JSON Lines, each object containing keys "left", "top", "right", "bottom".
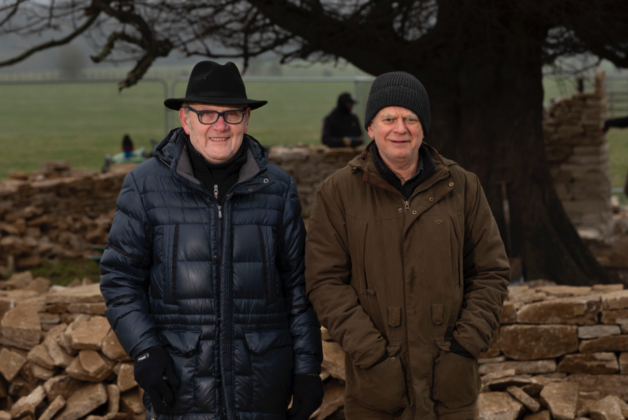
{"left": 154, "top": 128, "right": 270, "bottom": 192}
{"left": 348, "top": 141, "right": 457, "bottom": 196}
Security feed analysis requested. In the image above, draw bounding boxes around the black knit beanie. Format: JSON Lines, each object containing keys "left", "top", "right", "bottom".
{"left": 364, "top": 71, "right": 430, "bottom": 136}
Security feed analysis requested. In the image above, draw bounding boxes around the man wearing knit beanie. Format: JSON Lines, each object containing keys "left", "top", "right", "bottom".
{"left": 306, "top": 71, "right": 509, "bottom": 419}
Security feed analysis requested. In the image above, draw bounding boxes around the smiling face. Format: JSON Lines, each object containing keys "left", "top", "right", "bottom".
{"left": 179, "top": 103, "right": 251, "bottom": 164}
{"left": 367, "top": 106, "right": 424, "bottom": 168}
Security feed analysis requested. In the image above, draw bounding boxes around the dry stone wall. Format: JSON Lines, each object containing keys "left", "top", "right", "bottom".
{"left": 543, "top": 70, "right": 614, "bottom": 239}
{"left": 319, "top": 282, "right": 628, "bottom": 420}
{"left": 0, "top": 162, "right": 130, "bottom": 274}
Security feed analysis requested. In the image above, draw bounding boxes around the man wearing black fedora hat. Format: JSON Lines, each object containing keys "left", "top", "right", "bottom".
{"left": 100, "top": 61, "right": 324, "bottom": 420}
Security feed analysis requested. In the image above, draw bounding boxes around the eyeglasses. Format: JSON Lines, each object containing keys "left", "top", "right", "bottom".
{"left": 185, "top": 106, "right": 247, "bottom": 125}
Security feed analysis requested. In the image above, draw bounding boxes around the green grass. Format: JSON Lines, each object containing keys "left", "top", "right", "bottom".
{"left": 0, "top": 76, "right": 626, "bottom": 192}
{"left": 6, "top": 258, "right": 102, "bottom": 285}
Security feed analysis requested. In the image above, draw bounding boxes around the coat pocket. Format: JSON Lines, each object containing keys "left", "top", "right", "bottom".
{"left": 257, "top": 225, "right": 278, "bottom": 304}
{"left": 349, "top": 355, "right": 409, "bottom": 414}
{"left": 155, "top": 330, "right": 203, "bottom": 414}
{"left": 245, "top": 329, "right": 293, "bottom": 413}
{"left": 432, "top": 340, "right": 480, "bottom": 410}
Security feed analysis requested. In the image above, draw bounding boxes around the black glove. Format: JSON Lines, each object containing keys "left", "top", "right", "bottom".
{"left": 450, "top": 339, "right": 474, "bottom": 359}
{"left": 134, "top": 346, "right": 181, "bottom": 412}
{"left": 287, "top": 374, "right": 324, "bottom": 420}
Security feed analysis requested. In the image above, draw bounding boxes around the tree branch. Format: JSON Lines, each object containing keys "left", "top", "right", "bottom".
{"left": 0, "top": 11, "right": 100, "bottom": 67}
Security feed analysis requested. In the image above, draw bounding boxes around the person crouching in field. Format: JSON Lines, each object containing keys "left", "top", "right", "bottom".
{"left": 100, "top": 60, "right": 323, "bottom": 420}
{"left": 306, "top": 71, "right": 510, "bottom": 420}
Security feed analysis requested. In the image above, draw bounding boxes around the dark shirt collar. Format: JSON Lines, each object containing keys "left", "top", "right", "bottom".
{"left": 372, "top": 142, "right": 435, "bottom": 199}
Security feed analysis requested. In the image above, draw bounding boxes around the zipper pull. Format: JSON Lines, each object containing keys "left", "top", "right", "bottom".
{"left": 218, "top": 205, "right": 223, "bottom": 219}
{"left": 214, "top": 184, "right": 219, "bottom": 200}
{"left": 404, "top": 200, "right": 410, "bottom": 210}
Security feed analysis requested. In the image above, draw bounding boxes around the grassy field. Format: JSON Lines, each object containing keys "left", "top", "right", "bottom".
{"left": 0, "top": 75, "right": 627, "bottom": 190}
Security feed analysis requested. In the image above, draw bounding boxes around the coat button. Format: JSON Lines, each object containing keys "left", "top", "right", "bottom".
{"left": 263, "top": 178, "right": 269, "bottom": 183}
{"left": 248, "top": 187, "right": 253, "bottom": 191}
{"left": 398, "top": 208, "right": 403, "bottom": 212}
{"left": 429, "top": 197, "right": 435, "bottom": 202}
{"left": 449, "top": 182, "right": 454, "bottom": 187}
{"left": 391, "top": 357, "right": 396, "bottom": 361}
{"left": 213, "top": 255, "right": 217, "bottom": 259}
{"left": 412, "top": 210, "right": 417, "bottom": 215}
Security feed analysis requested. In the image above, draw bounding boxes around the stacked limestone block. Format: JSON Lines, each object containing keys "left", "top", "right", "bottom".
{"left": 543, "top": 70, "right": 613, "bottom": 239}
{"left": 0, "top": 162, "right": 131, "bottom": 273}
{"left": 268, "top": 147, "right": 362, "bottom": 220}
{"left": 0, "top": 272, "right": 143, "bottom": 420}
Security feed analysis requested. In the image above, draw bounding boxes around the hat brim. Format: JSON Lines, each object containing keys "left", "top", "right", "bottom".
{"left": 164, "top": 96, "right": 267, "bottom": 111}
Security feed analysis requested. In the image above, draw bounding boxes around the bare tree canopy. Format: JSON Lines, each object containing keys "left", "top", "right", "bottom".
{"left": 2, "top": 0, "right": 628, "bottom": 284}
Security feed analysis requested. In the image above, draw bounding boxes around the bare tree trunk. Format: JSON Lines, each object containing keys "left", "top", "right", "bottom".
{"left": 417, "top": 49, "right": 609, "bottom": 285}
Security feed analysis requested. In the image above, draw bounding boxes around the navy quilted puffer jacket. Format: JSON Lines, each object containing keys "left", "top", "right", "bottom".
{"left": 100, "top": 129, "right": 323, "bottom": 420}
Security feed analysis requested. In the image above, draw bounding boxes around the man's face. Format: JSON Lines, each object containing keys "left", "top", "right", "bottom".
{"left": 179, "top": 103, "right": 251, "bottom": 164}
{"left": 367, "top": 106, "right": 424, "bottom": 164}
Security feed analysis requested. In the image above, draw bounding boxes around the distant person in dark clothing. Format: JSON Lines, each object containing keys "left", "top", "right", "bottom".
{"left": 604, "top": 115, "right": 628, "bottom": 132}
{"left": 322, "top": 92, "right": 364, "bottom": 148}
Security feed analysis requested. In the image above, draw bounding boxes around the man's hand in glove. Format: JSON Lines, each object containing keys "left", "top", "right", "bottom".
{"left": 288, "top": 374, "right": 324, "bottom": 420}
{"left": 134, "top": 346, "right": 180, "bottom": 412}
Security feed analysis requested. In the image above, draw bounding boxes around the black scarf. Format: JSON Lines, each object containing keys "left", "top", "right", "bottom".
{"left": 186, "top": 136, "right": 249, "bottom": 204}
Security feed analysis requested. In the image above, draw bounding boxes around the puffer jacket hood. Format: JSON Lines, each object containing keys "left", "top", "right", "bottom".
{"left": 101, "top": 128, "right": 322, "bottom": 420}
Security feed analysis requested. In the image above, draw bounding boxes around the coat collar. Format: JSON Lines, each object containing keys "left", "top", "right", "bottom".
{"left": 154, "top": 128, "right": 270, "bottom": 193}
{"left": 348, "top": 141, "right": 457, "bottom": 197}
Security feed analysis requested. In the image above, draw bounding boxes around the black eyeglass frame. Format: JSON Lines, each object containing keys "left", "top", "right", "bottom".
{"left": 185, "top": 106, "right": 248, "bottom": 125}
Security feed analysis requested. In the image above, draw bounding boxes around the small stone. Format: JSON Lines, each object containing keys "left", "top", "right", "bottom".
{"left": 535, "top": 286, "right": 592, "bottom": 298}
{"left": 482, "top": 369, "right": 516, "bottom": 384}
{"left": 485, "top": 376, "right": 532, "bottom": 392}
{"left": 38, "top": 313, "right": 60, "bottom": 325}
{"left": 479, "top": 360, "right": 556, "bottom": 376}
{"left": 106, "top": 384, "right": 120, "bottom": 414}
{"left": 67, "top": 303, "right": 106, "bottom": 315}
{"left": 30, "top": 363, "right": 55, "bottom": 380}
{"left": 601, "top": 290, "right": 628, "bottom": 310}
{"left": 59, "top": 315, "right": 90, "bottom": 355}
{"left": 524, "top": 411, "right": 550, "bottom": 420}
{"left": 26, "top": 344, "right": 55, "bottom": 369}
{"left": 0, "top": 304, "right": 41, "bottom": 350}
{"left": 117, "top": 364, "right": 137, "bottom": 392}
{"left": 70, "top": 317, "right": 111, "bottom": 350}
{"left": 0, "top": 349, "right": 27, "bottom": 381}
{"left": 508, "top": 289, "right": 547, "bottom": 304}
{"left": 619, "top": 352, "right": 628, "bottom": 374}
{"left": 577, "top": 391, "right": 600, "bottom": 417}
{"left": 477, "top": 392, "right": 522, "bottom": 420}
{"left": 558, "top": 353, "right": 619, "bottom": 374}
{"left": 1, "top": 272, "right": 33, "bottom": 290}
{"left": 507, "top": 386, "right": 541, "bottom": 413}
{"left": 567, "top": 374, "right": 628, "bottom": 400}
{"left": 601, "top": 309, "right": 628, "bottom": 324}
{"left": 120, "top": 388, "right": 144, "bottom": 416}
{"left": 78, "top": 351, "right": 107, "bottom": 377}
{"left": 43, "top": 324, "right": 73, "bottom": 367}
{"left": 23, "top": 277, "right": 50, "bottom": 295}
{"left": 579, "top": 325, "right": 622, "bottom": 339}
{"left": 499, "top": 325, "right": 579, "bottom": 360}
{"left": 101, "top": 330, "right": 131, "bottom": 362}
{"left": 521, "top": 383, "right": 546, "bottom": 398}
{"left": 66, "top": 355, "right": 115, "bottom": 382}
{"left": 321, "top": 341, "right": 345, "bottom": 381}
{"left": 540, "top": 381, "right": 578, "bottom": 420}
{"left": 9, "top": 385, "right": 45, "bottom": 418}
{"left": 44, "top": 284, "right": 104, "bottom": 305}
{"left": 517, "top": 296, "right": 601, "bottom": 325}
{"left": 593, "top": 285, "right": 624, "bottom": 293}
{"left": 580, "top": 335, "right": 628, "bottom": 353}
{"left": 500, "top": 302, "right": 521, "bottom": 324}
{"left": 43, "top": 375, "right": 83, "bottom": 402}
{"left": 38, "top": 395, "right": 66, "bottom": 420}
{"left": 55, "top": 383, "right": 108, "bottom": 420}
{"left": 590, "top": 395, "right": 624, "bottom": 420}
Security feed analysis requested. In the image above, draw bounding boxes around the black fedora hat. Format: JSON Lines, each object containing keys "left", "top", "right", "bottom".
{"left": 164, "top": 61, "right": 267, "bottom": 111}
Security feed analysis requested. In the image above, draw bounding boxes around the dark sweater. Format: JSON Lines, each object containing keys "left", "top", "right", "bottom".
{"left": 186, "top": 136, "right": 249, "bottom": 204}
